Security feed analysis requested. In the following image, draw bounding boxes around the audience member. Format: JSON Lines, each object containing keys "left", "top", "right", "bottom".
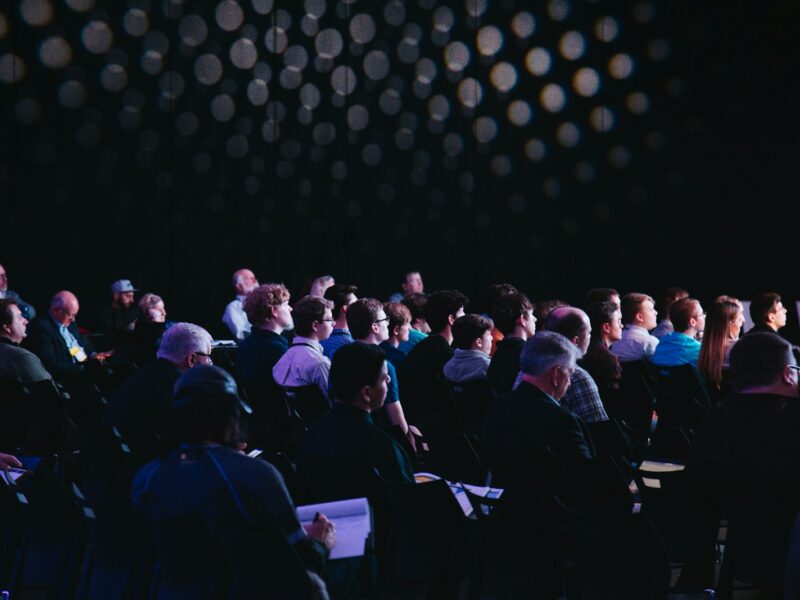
{"left": 397, "top": 293, "right": 429, "bottom": 353}
{"left": 0, "top": 298, "right": 52, "bottom": 383}
{"left": 131, "top": 293, "right": 169, "bottom": 364}
{"left": 236, "top": 284, "right": 292, "bottom": 396}
{"left": 101, "top": 322, "right": 213, "bottom": 447}
{"left": 580, "top": 301, "right": 622, "bottom": 403}
{"left": 698, "top": 297, "right": 744, "bottom": 392}
{"left": 388, "top": 270, "right": 424, "bottom": 303}
{"left": 651, "top": 298, "right": 705, "bottom": 368}
{"left": 533, "top": 299, "right": 567, "bottom": 330}
{"left": 300, "top": 342, "right": 414, "bottom": 484}
{"left": 97, "top": 279, "right": 139, "bottom": 343}
{"left": 487, "top": 292, "right": 536, "bottom": 394}
{"left": 610, "top": 292, "right": 659, "bottom": 362}
{"left": 584, "top": 287, "right": 620, "bottom": 308}
{"left": 0, "top": 263, "right": 36, "bottom": 319}
{"left": 443, "top": 314, "right": 493, "bottom": 384}
{"left": 346, "top": 298, "right": 410, "bottom": 434}
{"left": 748, "top": 291, "right": 788, "bottom": 336}
{"left": 320, "top": 284, "right": 358, "bottom": 359}
{"left": 479, "top": 283, "right": 518, "bottom": 356}
{"left": 399, "top": 290, "right": 468, "bottom": 422}
{"left": 272, "top": 296, "right": 334, "bottom": 400}
{"left": 651, "top": 287, "right": 689, "bottom": 338}
{"left": 0, "top": 452, "right": 22, "bottom": 471}
{"left": 131, "top": 365, "right": 334, "bottom": 594}
{"left": 309, "top": 275, "right": 335, "bottom": 298}
{"left": 545, "top": 307, "right": 609, "bottom": 423}
{"left": 380, "top": 302, "right": 412, "bottom": 370}
{"left": 25, "top": 290, "right": 113, "bottom": 383}
{"left": 222, "top": 268, "right": 259, "bottom": 341}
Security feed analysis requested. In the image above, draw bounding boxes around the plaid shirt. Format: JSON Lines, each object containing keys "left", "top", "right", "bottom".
{"left": 560, "top": 365, "right": 608, "bottom": 423}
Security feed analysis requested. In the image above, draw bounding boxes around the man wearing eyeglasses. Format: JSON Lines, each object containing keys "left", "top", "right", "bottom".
{"left": 651, "top": 298, "right": 705, "bottom": 368}
{"left": 272, "top": 295, "right": 335, "bottom": 400}
{"left": 0, "top": 263, "right": 36, "bottom": 320}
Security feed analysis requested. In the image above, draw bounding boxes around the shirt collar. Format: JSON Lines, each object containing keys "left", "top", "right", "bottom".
{"left": 291, "top": 335, "right": 323, "bottom": 352}
{"left": 0, "top": 337, "right": 18, "bottom": 347}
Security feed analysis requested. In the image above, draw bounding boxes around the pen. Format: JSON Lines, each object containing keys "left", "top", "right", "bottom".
{"left": 313, "top": 511, "right": 321, "bottom": 523}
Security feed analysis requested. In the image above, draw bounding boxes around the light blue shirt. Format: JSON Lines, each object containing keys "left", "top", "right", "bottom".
{"left": 651, "top": 332, "right": 701, "bottom": 368}
{"left": 55, "top": 319, "right": 85, "bottom": 362}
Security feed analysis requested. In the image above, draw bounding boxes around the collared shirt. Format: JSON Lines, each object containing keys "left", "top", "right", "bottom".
{"left": 56, "top": 318, "right": 87, "bottom": 362}
{"left": 272, "top": 336, "right": 331, "bottom": 400}
{"left": 320, "top": 328, "right": 353, "bottom": 360}
{"left": 443, "top": 349, "right": 491, "bottom": 383}
{"left": 560, "top": 365, "right": 609, "bottom": 423}
{"left": 650, "top": 319, "right": 674, "bottom": 339}
{"left": 222, "top": 295, "right": 251, "bottom": 341}
{"left": 651, "top": 332, "right": 701, "bottom": 368}
{"left": 379, "top": 340, "right": 408, "bottom": 371}
{"left": 610, "top": 325, "right": 659, "bottom": 362}
{"left": 397, "top": 327, "right": 427, "bottom": 354}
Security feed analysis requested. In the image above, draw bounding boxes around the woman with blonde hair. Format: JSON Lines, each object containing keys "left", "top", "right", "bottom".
{"left": 697, "top": 296, "right": 744, "bottom": 396}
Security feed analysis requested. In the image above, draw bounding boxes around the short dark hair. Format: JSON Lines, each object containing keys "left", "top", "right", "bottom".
{"left": 480, "top": 283, "right": 518, "bottom": 315}
{"left": 401, "top": 293, "right": 427, "bottom": 323}
{"left": 669, "top": 298, "right": 700, "bottom": 332}
{"left": 729, "top": 332, "right": 794, "bottom": 391}
{"left": 384, "top": 302, "right": 411, "bottom": 332}
{"left": 346, "top": 298, "right": 384, "bottom": 340}
{"left": 620, "top": 293, "right": 654, "bottom": 325}
{"left": 329, "top": 342, "right": 386, "bottom": 403}
{"left": 750, "top": 292, "right": 782, "bottom": 325}
{"left": 584, "top": 288, "right": 619, "bottom": 307}
{"left": 325, "top": 284, "right": 358, "bottom": 319}
{"left": 492, "top": 292, "right": 533, "bottom": 335}
{"left": 656, "top": 287, "right": 689, "bottom": 319}
{"left": 426, "top": 290, "right": 469, "bottom": 333}
{"left": 293, "top": 295, "right": 333, "bottom": 337}
{"left": 586, "top": 301, "right": 618, "bottom": 339}
{"left": 545, "top": 307, "right": 589, "bottom": 341}
{"left": 534, "top": 300, "right": 567, "bottom": 331}
{"left": 451, "top": 314, "right": 492, "bottom": 350}
{"left": 0, "top": 299, "right": 17, "bottom": 328}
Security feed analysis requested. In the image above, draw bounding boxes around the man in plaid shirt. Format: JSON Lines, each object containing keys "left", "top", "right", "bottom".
{"left": 545, "top": 306, "right": 609, "bottom": 423}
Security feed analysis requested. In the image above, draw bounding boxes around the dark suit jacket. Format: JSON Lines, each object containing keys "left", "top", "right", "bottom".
{"left": 486, "top": 336, "right": 524, "bottom": 395}
{"left": 398, "top": 333, "right": 453, "bottom": 422}
{"left": 481, "top": 381, "right": 595, "bottom": 491}
{"left": 24, "top": 315, "right": 95, "bottom": 382}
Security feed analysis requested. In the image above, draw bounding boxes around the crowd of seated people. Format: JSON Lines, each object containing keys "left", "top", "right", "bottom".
{"left": 2, "top": 263, "right": 800, "bottom": 598}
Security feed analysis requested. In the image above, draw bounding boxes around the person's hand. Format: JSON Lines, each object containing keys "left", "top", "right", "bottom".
{"left": 408, "top": 424, "right": 428, "bottom": 453}
{"left": 92, "top": 350, "right": 115, "bottom": 363}
{"left": 304, "top": 513, "right": 336, "bottom": 550}
{"left": 0, "top": 452, "right": 22, "bottom": 471}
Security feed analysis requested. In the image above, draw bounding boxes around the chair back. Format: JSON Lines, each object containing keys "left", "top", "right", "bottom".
{"left": 285, "top": 384, "right": 329, "bottom": 423}
{"left": 448, "top": 379, "right": 493, "bottom": 434}
{"left": 655, "top": 364, "right": 709, "bottom": 432}
{"left": 617, "top": 359, "right": 658, "bottom": 432}
{"left": 416, "top": 431, "right": 486, "bottom": 485}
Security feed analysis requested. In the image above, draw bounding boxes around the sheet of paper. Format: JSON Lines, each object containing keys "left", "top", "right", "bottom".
{"left": 1, "top": 467, "right": 27, "bottom": 486}
{"left": 639, "top": 460, "right": 684, "bottom": 473}
{"left": 297, "top": 498, "right": 371, "bottom": 560}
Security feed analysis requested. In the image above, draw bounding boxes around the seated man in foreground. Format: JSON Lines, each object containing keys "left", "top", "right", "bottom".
{"left": 0, "top": 298, "right": 52, "bottom": 383}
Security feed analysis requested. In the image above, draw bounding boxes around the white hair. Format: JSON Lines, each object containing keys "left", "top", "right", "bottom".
{"left": 157, "top": 322, "right": 212, "bottom": 363}
{"left": 520, "top": 331, "right": 579, "bottom": 376}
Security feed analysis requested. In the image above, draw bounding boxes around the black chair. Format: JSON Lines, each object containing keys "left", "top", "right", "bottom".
{"left": 259, "top": 450, "right": 312, "bottom": 505}
{"left": 617, "top": 359, "right": 658, "bottom": 433}
{"left": 552, "top": 495, "right": 670, "bottom": 599}
{"left": 447, "top": 379, "right": 493, "bottom": 435}
{"left": 654, "top": 364, "right": 709, "bottom": 432}
{"left": 415, "top": 431, "right": 487, "bottom": 485}
{"left": 0, "top": 468, "right": 23, "bottom": 588}
{"left": 241, "top": 383, "right": 292, "bottom": 452}
{"left": 285, "top": 384, "right": 330, "bottom": 424}
{"left": 586, "top": 419, "right": 640, "bottom": 466}
{"left": 0, "top": 376, "right": 31, "bottom": 451}
{"left": 206, "top": 521, "right": 314, "bottom": 600}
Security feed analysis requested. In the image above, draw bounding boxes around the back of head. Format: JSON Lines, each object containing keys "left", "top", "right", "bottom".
{"left": 698, "top": 299, "right": 741, "bottom": 388}
{"left": 729, "top": 332, "right": 793, "bottom": 391}
{"left": 384, "top": 302, "right": 411, "bottom": 331}
{"left": 669, "top": 297, "right": 700, "bottom": 333}
{"left": 620, "top": 292, "right": 654, "bottom": 325}
{"left": 584, "top": 288, "right": 619, "bottom": 307}
{"left": 401, "top": 293, "right": 427, "bottom": 323}
{"left": 138, "top": 293, "right": 163, "bottom": 315}
{"left": 533, "top": 300, "right": 567, "bottom": 330}
{"left": 157, "top": 322, "right": 213, "bottom": 363}
{"left": 545, "top": 306, "right": 589, "bottom": 341}
{"left": 243, "top": 283, "right": 290, "bottom": 326}
{"left": 586, "top": 301, "right": 618, "bottom": 338}
{"left": 170, "top": 365, "right": 246, "bottom": 447}
{"left": 426, "top": 290, "right": 469, "bottom": 333}
{"left": 480, "top": 283, "right": 518, "bottom": 316}
{"left": 329, "top": 342, "right": 386, "bottom": 403}
{"left": 492, "top": 292, "right": 533, "bottom": 335}
{"left": 451, "top": 314, "right": 491, "bottom": 350}
{"left": 346, "top": 298, "right": 383, "bottom": 340}
{"left": 750, "top": 292, "right": 781, "bottom": 325}
{"left": 325, "top": 283, "right": 358, "bottom": 319}
{"left": 293, "top": 295, "right": 333, "bottom": 337}
{"left": 520, "top": 331, "right": 579, "bottom": 377}
{"left": 656, "top": 287, "right": 689, "bottom": 320}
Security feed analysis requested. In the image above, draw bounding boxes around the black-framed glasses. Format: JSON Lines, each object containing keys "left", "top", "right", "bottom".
{"left": 193, "top": 351, "right": 213, "bottom": 363}
{"left": 788, "top": 365, "right": 800, "bottom": 372}
{"left": 318, "top": 318, "right": 336, "bottom": 323}
{"left": 373, "top": 317, "right": 389, "bottom": 324}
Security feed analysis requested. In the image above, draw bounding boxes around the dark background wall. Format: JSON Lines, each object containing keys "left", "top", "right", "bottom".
{"left": 1, "top": 0, "right": 798, "bottom": 336}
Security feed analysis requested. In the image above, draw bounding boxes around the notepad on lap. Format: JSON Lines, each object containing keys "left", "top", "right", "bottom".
{"left": 297, "top": 497, "right": 371, "bottom": 560}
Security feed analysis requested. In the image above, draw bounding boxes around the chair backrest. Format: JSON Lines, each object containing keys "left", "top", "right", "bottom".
{"left": 416, "top": 431, "right": 486, "bottom": 485}
{"left": 285, "top": 385, "right": 329, "bottom": 422}
{"left": 586, "top": 419, "right": 639, "bottom": 465}
{"left": 448, "top": 379, "right": 493, "bottom": 434}
{"left": 617, "top": 360, "right": 658, "bottom": 432}
{"left": 0, "top": 377, "right": 29, "bottom": 451}
{"left": 206, "top": 521, "right": 313, "bottom": 600}
{"left": 655, "top": 364, "right": 709, "bottom": 432}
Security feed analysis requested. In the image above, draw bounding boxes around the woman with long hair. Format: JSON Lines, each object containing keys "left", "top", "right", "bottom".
{"left": 698, "top": 296, "right": 744, "bottom": 396}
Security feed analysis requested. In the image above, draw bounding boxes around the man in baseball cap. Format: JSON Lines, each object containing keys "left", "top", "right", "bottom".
{"left": 97, "top": 278, "right": 139, "bottom": 347}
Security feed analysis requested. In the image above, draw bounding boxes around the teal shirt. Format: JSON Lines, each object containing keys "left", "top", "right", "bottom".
{"left": 397, "top": 327, "right": 426, "bottom": 354}
{"left": 651, "top": 332, "right": 701, "bottom": 368}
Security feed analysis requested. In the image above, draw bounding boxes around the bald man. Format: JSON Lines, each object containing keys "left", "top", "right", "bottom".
{"left": 222, "top": 268, "right": 259, "bottom": 340}
{"left": 24, "top": 290, "right": 112, "bottom": 382}
{"left": 544, "top": 306, "right": 609, "bottom": 423}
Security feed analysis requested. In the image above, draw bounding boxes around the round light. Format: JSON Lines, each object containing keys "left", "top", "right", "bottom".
{"left": 210, "top": 94, "right": 236, "bottom": 122}
{"left": 573, "top": 67, "right": 600, "bottom": 97}
{"left": 39, "top": 37, "right": 72, "bottom": 69}
{"left": 507, "top": 100, "right": 532, "bottom": 126}
{"left": 490, "top": 62, "right": 517, "bottom": 92}
{"left": 590, "top": 106, "right": 614, "bottom": 132}
{"left": 216, "top": 1, "right": 244, "bottom": 32}
{"left": 525, "top": 47, "right": 551, "bottom": 76}
{"left": 559, "top": 31, "right": 585, "bottom": 61}
{"left": 594, "top": 16, "right": 619, "bottom": 42}
{"left": 265, "top": 26, "right": 288, "bottom": 53}
{"left": 457, "top": 78, "right": 482, "bottom": 108}
{"left": 556, "top": 122, "right": 580, "bottom": 147}
{"left": 179, "top": 15, "right": 208, "bottom": 47}
{"left": 100, "top": 64, "right": 127, "bottom": 92}
{"left": 511, "top": 12, "right": 535, "bottom": 38}
{"left": 315, "top": 28, "right": 343, "bottom": 59}
{"left": 0, "top": 54, "right": 25, "bottom": 83}
{"left": 363, "top": 50, "right": 390, "bottom": 80}
{"left": 194, "top": 54, "right": 223, "bottom": 85}
{"left": 247, "top": 79, "right": 269, "bottom": 105}
{"left": 230, "top": 38, "right": 258, "bottom": 69}
{"left": 347, "top": 105, "right": 369, "bottom": 131}
{"left": 609, "top": 53, "right": 634, "bottom": 78}
{"left": 477, "top": 26, "right": 503, "bottom": 57}
{"left": 444, "top": 41, "right": 470, "bottom": 72}
{"left": 350, "top": 13, "right": 376, "bottom": 44}
{"left": 473, "top": 117, "right": 498, "bottom": 143}
{"left": 20, "top": 0, "right": 53, "bottom": 27}
{"left": 540, "top": 83, "right": 566, "bottom": 112}
{"left": 330, "top": 65, "right": 357, "bottom": 95}
{"left": 123, "top": 9, "right": 149, "bottom": 37}
{"left": 525, "top": 139, "right": 546, "bottom": 161}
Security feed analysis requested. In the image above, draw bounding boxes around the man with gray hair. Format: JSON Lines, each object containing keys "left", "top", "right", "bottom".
{"left": 545, "top": 306, "right": 609, "bottom": 423}
{"left": 482, "top": 330, "right": 595, "bottom": 485}
{"left": 222, "top": 268, "right": 259, "bottom": 340}
{"left": 101, "top": 322, "right": 214, "bottom": 447}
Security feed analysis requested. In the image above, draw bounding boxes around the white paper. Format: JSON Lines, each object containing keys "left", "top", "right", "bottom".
{"left": 414, "top": 473, "right": 503, "bottom": 517}
{"left": 297, "top": 497, "right": 371, "bottom": 560}
{"left": 639, "top": 460, "right": 685, "bottom": 473}
{"left": 1, "top": 467, "right": 27, "bottom": 486}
